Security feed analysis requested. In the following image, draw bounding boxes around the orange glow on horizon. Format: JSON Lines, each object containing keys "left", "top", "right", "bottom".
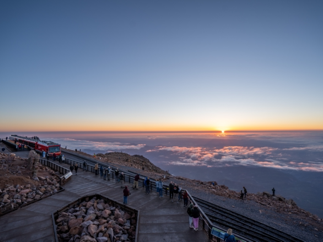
{"left": 1, "top": 120, "right": 323, "bottom": 132}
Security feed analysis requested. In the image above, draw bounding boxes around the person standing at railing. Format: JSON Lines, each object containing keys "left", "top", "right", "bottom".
{"left": 169, "top": 181, "right": 174, "bottom": 201}
{"left": 103, "top": 167, "right": 107, "bottom": 180}
{"left": 183, "top": 190, "right": 189, "bottom": 207}
{"left": 187, "top": 204, "right": 194, "bottom": 229}
{"left": 145, "top": 177, "right": 150, "bottom": 194}
{"left": 74, "top": 163, "right": 78, "bottom": 175}
{"left": 178, "top": 186, "right": 183, "bottom": 203}
{"left": 115, "top": 169, "right": 120, "bottom": 183}
{"left": 83, "top": 161, "right": 87, "bottom": 171}
{"left": 157, "top": 179, "right": 163, "bottom": 197}
{"left": 107, "top": 166, "right": 111, "bottom": 181}
{"left": 191, "top": 205, "right": 200, "bottom": 231}
{"left": 95, "top": 163, "right": 98, "bottom": 176}
{"left": 46, "top": 153, "right": 49, "bottom": 161}
{"left": 100, "top": 165, "right": 103, "bottom": 178}
{"left": 120, "top": 172, "right": 125, "bottom": 188}
{"left": 70, "top": 163, "right": 74, "bottom": 174}
{"left": 224, "top": 228, "right": 236, "bottom": 242}
{"left": 134, "top": 174, "right": 139, "bottom": 190}
{"left": 42, "top": 151, "right": 46, "bottom": 158}
{"left": 173, "top": 183, "right": 179, "bottom": 203}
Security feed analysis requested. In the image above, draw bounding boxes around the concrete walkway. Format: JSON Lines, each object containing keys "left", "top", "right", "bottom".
{"left": 0, "top": 162, "right": 208, "bottom": 242}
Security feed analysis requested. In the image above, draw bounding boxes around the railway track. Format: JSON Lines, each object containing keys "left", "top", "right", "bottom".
{"left": 193, "top": 196, "right": 303, "bottom": 242}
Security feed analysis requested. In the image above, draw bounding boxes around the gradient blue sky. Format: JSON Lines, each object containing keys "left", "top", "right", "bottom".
{"left": 1, "top": 1, "right": 322, "bottom": 131}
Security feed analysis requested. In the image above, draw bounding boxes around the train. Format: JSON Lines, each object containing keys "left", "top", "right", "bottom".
{"left": 9, "top": 135, "right": 61, "bottom": 157}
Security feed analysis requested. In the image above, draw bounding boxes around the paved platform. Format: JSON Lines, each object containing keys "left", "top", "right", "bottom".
{"left": 0, "top": 160, "right": 208, "bottom": 242}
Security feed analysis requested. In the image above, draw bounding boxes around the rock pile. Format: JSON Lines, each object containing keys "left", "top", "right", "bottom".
{"left": 56, "top": 196, "right": 137, "bottom": 242}
{"left": 0, "top": 177, "right": 60, "bottom": 214}
{"left": 0, "top": 152, "right": 61, "bottom": 215}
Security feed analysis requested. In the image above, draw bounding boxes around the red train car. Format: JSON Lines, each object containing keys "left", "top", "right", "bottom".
{"left": 9, "top": 135, "right": 61, "bottom": 157}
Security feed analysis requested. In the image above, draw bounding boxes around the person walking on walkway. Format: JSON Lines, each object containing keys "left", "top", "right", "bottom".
{"left": 94, "top": 163, "right": 98, "bottom": 176}
{"left": 192, "top": 205, "right": 200, "bottom": 231}
{"left": 100, "top": 165, "right": 103, "bottom": 178}
{"left": 120, "top": 172, "right": 125, "bottom": 188}
{"left": 70, "top": 163, "right": 74, "bottom": 174}
{"left": 272, "top": 187, "right": 275, "bottom": 196}
{"left": 74, "top": 163, "right": 78, "bottom": 175}
{"left": 83, "top": 161, "right": 87, "bottom": 171}
{"left": 53, "top": 153, "right": 56, "bottom": 161}
{"left": 123, "top": 186, "right": 130, "bottom": 205}
{"left": 224, "top": 228, "right": 236, "bottom": 242}
{"left": 58, "top": 155, "right": 62, "bottom": 163}
{"left": 169, "top": 181, "right": 174, "bottom": 200}
{"left": 145, "top": 177, "right": 150, "bottom": 194}
{"left": 134, "top": 174, "right": 139, "bottom": 190}
{"left": 243, "top": 186, "right": 247, "bottom": 199}
{"left": 187, "top": 204, "right": 194, "bottom": 228}
{"left": 183, "top": 190, "right": 189, "bottom": 207}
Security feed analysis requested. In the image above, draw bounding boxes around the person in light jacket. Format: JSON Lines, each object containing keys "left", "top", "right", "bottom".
{"left": 157, "top": 179, "right": 163, "bottom": 197}
{"left": 224, "top": 228, "right": 236, "bottom": 242}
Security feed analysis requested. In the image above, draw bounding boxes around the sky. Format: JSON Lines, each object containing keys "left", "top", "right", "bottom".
{"left": 1, "top": 1, "right": 323, "bottom": 132}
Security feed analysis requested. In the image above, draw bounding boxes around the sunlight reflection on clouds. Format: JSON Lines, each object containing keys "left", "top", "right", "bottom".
{"left": 149, "top": 145, "right": 323, "bottom": 172}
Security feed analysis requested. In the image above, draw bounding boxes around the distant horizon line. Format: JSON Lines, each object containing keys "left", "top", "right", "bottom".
{"left": 1, "top": 130, "right": 323, "bottom": 133}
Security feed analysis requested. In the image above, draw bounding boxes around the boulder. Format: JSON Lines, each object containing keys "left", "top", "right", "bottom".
{"left": 102, "top": 209, "right": 111, "bottom": 218}
{"left": 69, "top": 218, "right": 83, "bottom": 228}
{"left": 69, "top": 226, "right": 81, "bottom": 235}
{"left": 81, "top": 220, "right": 93, "bottom": 228}
{"left": 84, "top": 214, "right": 96, "bottom": 221}
{"left": 87, "top": 224, "right": 97, "bottom": 237}
{"left": 96, "top": 237, "right": 108, "bottom": 242}
{"left": 80, "top": 235, "right": 96, "bottom": 242}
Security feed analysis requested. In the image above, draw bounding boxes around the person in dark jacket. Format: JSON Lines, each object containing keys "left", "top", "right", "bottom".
{"left": 83, "top": 161, "right": 87, "bottom": 171}
{"left": 145, "top": 177, "right": 150, "bottom": 194}
{"left": 191, "top": 205, "right": 200, "bottom": 231}
{"left": 240, "top": 190, "right": 244, "bottom": 200}
{"left": 70, "top": 164, "right": 74, "bottom": 174}
{"left": 243, "top": 186, "right": 247, "bottom": 199}
{"left": 224, "top": 228, "right": 236, "bottom": 242}
{"left": 74, "top": 163, "right": 78, "bottom": 175}
{"left": 100, "top": 165, "right": 103, "bottom": 178}
{"left": 272, "top": 187, "right": 275, "bottom": 196}
{"left": 123, "top": 186, "right": 130, "bottom": 205}
{"left": 187, "top": 204, "right": 194, "bottom": 228}
{"left": 169, "top": 182, "right": 174, "bottom": 200}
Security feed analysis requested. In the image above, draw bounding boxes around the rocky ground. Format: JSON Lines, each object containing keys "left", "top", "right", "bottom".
{"left": 83, "top": 151, "right": 323, "bottom": 242}
{"left": 0, "top": 152, "right": 61, "bottom": 215}
{"left": 56, "top": 196, "right": 137, "bottom": 242}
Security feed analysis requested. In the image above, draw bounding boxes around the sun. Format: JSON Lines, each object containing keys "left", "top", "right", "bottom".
{"left": 222, "top": 130, "right": 225, "bottom": 134}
